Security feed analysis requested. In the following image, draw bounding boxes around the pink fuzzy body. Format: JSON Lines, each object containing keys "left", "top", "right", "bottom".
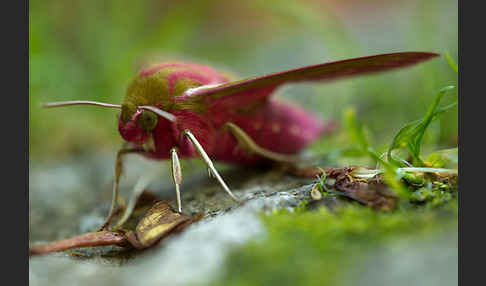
{"left": 119, "top": 52, "right": 439, "bottom": 165}
{"left": 142, "top": 101, "right": 334, "bottom": 165}
{"left": 118, "top": 62, "right": 335, "bottom": 165}
{"left": 210, "top": 100, "right": 336, "bottom": 164}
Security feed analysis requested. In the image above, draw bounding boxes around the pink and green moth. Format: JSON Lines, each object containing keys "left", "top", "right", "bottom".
{"left": 44, "top": 52, "right": 439, "bottom": 229}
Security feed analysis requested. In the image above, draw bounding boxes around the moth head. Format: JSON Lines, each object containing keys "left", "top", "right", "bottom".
{"left": 42, "top": 100, "right": 175, "bottom": 146}
{"left": 119, "top": 103, "right": 175, "bottom": 145}
{"left": 118, "top": 108, "right": 149, "bottom": 144}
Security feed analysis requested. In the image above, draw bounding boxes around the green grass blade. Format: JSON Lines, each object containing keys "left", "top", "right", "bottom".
{"left": 387, "top": 120, "right": 421, "bottom": 166}
{"left": 386, "top": 86, "right": 456, "bottom": 167}
{"left": 444, "top": 52, "right": 458, "bottom": 73}
{"left": 413, "top": 86, "right": 455, "bottom": 158}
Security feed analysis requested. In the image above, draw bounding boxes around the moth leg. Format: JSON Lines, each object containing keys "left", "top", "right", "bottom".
{"left": 183, "top": 130, "right": 240, "bottom": 202}
{"left": 99, "top": 147, "right": 145, "bottom": 231}
{"left": 112, "top": 165, "right": 160, "bottom": 229}
{"left": 224, "top": 122, "right": 300, "bottom": 163}
{"left": 170, "top": 148, "right": 183, "bottom": 213}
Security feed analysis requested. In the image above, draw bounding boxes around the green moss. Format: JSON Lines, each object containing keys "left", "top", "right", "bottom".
{"left": 210, "top": 201, "right": 457, "bottom": 286}
{"left": 409, "top": 184, "right": 456, "bottom": 208}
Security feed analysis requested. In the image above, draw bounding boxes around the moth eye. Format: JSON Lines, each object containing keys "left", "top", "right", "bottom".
{"left": 137, "top": 110, "right": 158, "bottom": 131}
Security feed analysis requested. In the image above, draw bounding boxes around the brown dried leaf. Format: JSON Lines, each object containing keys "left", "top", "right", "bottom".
{"left": 30, "top": 200, "right": 203, "bottom": 256}
{"left": 325, "top": 167, "right": 398, "bottom": 211}
{"left": 287, "top": 165, "right": 397, "bottom": 210}
{"left": 126, "top": 201, "right": 202, "bottom": 249}
{"left": 134, "top": 190, "right": 159, "bottom": 209}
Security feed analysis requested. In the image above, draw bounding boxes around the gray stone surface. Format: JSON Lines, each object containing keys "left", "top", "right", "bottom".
{"left": 29, "top": 152, "right": 457, "bottom": 286}
{"left": 29, "top": 151, "right": 320, "bottom": 285}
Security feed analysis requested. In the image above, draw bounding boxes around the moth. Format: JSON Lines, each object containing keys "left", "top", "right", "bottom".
{"left": 44, "top": 52, "right": 439, "bottom": 229}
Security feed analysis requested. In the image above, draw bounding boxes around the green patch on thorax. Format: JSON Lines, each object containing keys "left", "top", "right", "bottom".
{"left": 122, "top": 66, "right": 208, "bottom": 119}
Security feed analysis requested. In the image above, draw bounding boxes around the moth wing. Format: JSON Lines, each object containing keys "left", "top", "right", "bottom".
{"left": 185, "top": 52, "right": 439, "bottom": 108}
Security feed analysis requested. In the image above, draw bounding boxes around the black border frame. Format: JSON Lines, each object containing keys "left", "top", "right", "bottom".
{"left": 4, "top": 0, "right": 29, "bottom": 285}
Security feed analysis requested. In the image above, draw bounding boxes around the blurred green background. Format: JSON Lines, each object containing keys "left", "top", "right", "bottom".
{"left": 29, "top": 0, "right": 457, "bottom": 162}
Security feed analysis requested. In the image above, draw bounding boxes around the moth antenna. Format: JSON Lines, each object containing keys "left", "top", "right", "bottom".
{"left": 42, "top": 100, "right": 121, "bottom": 109}
{"left": 138, "top": 105, "right": 177, "bottom": 122}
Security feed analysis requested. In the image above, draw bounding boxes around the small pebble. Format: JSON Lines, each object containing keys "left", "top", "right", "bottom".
{"left": 311, "top": 184, "right": 322, "bottom": 200}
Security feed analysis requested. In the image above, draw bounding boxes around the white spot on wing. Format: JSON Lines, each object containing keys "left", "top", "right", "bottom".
{"left": 185, "top": 84, "right": 222, "bottom": 96}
